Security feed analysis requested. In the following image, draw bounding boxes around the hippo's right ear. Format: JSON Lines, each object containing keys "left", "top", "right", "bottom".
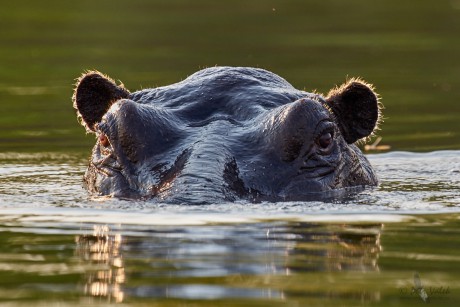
{"left": 325, "top": 78, "right": 381, "bottom": 144}
{"left": 72, "top": 71, "right": 130, "bottom": 132}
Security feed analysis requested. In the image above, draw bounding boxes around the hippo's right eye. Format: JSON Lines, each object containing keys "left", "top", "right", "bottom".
{"left": 317, "top": 132, "right": 332, "bottom": 149}
{"left": 315, "top": 127, "right": 335, "bottom": 154}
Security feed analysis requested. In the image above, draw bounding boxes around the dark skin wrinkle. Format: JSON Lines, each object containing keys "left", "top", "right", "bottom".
{"left": 73, "top": 67, "right": 380, "bottom": 203}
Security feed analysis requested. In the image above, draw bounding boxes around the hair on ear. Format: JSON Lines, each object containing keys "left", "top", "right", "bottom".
{"left": 72, "top": 70, "right": 130, "bottom": 132}
{"left": 326, "top": 77, "right": 382, "bottom": 144}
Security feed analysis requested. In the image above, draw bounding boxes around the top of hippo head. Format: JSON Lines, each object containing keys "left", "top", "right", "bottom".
{"left": 73, "top": 66, "right": 381, "bottom": 203}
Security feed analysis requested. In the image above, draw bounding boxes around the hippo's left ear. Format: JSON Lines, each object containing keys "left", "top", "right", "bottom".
{"left": 326, "top": 78, "right": 381, "bottom": 144}
{"left": 72, "top": 71, "right": 130, "bottom": 132}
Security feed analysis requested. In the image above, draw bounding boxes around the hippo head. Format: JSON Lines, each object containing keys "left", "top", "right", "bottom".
{"left": 73, "top": 67, "right": 380, "bottom": 203}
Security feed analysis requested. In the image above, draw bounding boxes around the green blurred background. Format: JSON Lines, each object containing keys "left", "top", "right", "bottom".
{"left": 1, "top": 0, "right": 459, "bottom": 153}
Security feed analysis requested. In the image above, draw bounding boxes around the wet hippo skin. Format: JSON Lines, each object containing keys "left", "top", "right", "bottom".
{"left": 73, "top": 67, "right": 381, "bottom": 203}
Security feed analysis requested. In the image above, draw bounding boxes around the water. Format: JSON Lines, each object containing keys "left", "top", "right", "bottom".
{"left": 1, "top": 151, "right": 459, "bottom": 213}
{"left": 0, "top": 151, "right": 459, "bottom": 305}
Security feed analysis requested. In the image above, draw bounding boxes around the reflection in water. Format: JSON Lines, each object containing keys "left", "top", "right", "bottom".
{"left": 74, "top": 222, "right": 382, "bottom": 303}
{"left": 284, "top": 223, "right": 383, "bottom": 303}
{"left": 75, "top": 225, "right": 125, "bottom": 303}
{"left": 287, "top": 223, "right": 382, "bottom": 272}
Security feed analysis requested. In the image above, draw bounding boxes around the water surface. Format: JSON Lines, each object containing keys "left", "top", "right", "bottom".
{"left": 0, "top": 151, "right": 459, "bottom": 305}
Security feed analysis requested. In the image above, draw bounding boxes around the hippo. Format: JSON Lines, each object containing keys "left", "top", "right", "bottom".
{"left": 73, "top": 67, "right": 381, "bottom": 203}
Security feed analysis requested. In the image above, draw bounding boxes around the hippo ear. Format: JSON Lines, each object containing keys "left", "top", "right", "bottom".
{"left": 325, "top": 78, "right": 380, "bottom": 144}
{"left": 72, "top": 71, "right": 130, "bottom": 132}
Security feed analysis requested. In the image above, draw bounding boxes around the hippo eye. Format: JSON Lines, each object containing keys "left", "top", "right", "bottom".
{"left": 99, "top": 134, "right": 110, "bottom": 147}
{"left": 317, "top": 131, "right": 333, "bottom": 150}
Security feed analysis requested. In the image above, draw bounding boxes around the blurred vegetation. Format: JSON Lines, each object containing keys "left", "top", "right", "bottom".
{"left": 0, "top": 0, "right": 459, "bottom": 152}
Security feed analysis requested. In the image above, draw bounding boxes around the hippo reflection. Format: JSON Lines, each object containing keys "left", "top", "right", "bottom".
{"left": 74, "top": 222, "right": 383, "bottom": 303}
{"left": 73, "top": 67, "right": 381, "bottom": 203}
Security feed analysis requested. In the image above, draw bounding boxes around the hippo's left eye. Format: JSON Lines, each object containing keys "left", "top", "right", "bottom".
{"left": 99, "top": 134, "right": 110, "bottom": 147}
{"left": 316, "top": 130, "right": 334, "bottom": 151}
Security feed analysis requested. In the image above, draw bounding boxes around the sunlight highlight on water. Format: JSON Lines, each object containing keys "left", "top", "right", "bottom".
{"left": 0, "top": 151, "right": 459, "bottom": 218}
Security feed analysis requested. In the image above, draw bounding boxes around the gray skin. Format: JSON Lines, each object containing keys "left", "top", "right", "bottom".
{"left": 73, "top": 67, "right": 381, "bottom": 204}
